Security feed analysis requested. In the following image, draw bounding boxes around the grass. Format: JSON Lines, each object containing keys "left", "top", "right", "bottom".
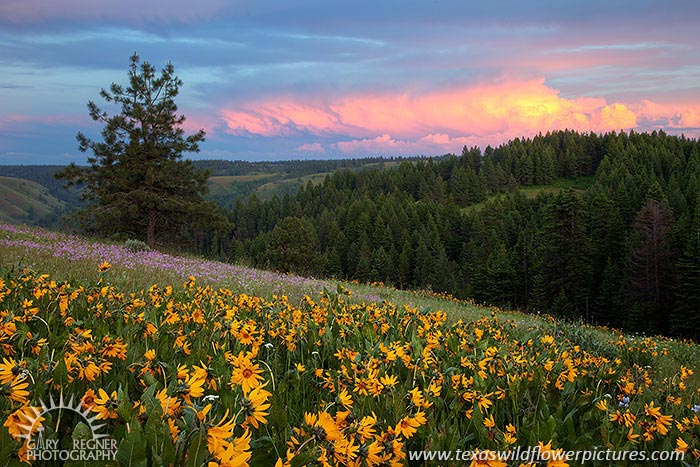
{"left": 0, "top": 224, "right": 330, "bottom": 301}
{"left": 464, "top": 176, "right": 595, "bottom": 213}
{"left": 518, "top": 176, "right": 595, "bottom": 196}
{"left": 254, "top": 172, "right": 331, "bottom": 197}
{"left": 209, "top": 174, "right": 280, "bottom": 185}
{"left": 208, "top": 160, "right": 406, "bottom": 202}
{"left": 0, "top": 224, "right": 488, "bottom": 323}
{"left": 207, "top": 173, "right": 280, "bottom": 194}
{"left": 0, "top": 176, "right": 65, "bottom": 223}
{"left": 206, "top": 171, "right": 333, "bottom": 202}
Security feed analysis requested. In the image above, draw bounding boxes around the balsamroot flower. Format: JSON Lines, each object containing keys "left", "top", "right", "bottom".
{"left": 229, "top": 352, "right": 264, "bottom": 393}
{"left": 92, "top": 388, "right": 120, "bottom": 420}
{"left": 241, "top": 384, "right": 271, "bottom": 429}
{"left": 4, "top": 405, "right": 43, "bottom": 440}
{"left": 394, "top": 411, "right": 426, "bottom": 439}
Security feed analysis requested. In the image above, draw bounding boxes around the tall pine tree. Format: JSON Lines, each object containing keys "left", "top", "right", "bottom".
{"left": 56, "top": 53, "right": 220, "bottom": 247}
{"left": 624, "top": 185, "right": 676, "bottom": 333}
{"left": 670, "top": 211, "right": 700, "bottom": 339}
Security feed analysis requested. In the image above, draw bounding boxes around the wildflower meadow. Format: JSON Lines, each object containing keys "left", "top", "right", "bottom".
{"left": 1, "top": 224, "right": 699, "bottom": 466}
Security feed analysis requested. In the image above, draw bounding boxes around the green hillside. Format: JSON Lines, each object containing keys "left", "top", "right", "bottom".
{"left": 0, "top": 176, "right": 65, "bottom": 224}
{"left": 463, "top": 176, "right": 595, "bottom": 213}
{"left": 226, "top": 131, "right": 700, "bottom": 341}
{"left": 205, "top": 158, "right": 405, "bottom": 205}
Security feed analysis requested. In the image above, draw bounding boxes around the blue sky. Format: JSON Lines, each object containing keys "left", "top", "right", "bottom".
{"left": 1, "top": 0, "right": 699, "bottom": 164}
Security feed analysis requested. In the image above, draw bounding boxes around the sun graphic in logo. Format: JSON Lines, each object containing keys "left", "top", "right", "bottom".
{"left": 15, "top": 393, "right": 108, "bottom": 443}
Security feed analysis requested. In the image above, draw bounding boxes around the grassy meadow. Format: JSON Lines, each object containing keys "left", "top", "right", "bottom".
{"left": 0, "top": 224, "right": 699, "bottom": 466}
{"left": 462, "top": 177, "right": 594, "bottom": 214}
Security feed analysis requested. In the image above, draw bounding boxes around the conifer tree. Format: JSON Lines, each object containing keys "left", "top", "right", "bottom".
{"left": 624, "top": 186, "right": 676, "bottom": 332}
{"left": 56, "top": 53, "right": 219, "bottom": 247}
{"left": 670, "top": 211, "right": 700, "bottom": 339}
{"left": 397, "top": 239, "right": 414, "bottom": 288}
{"left": 531, "top": 191, "right": 592, "bottom": 317}
{"left": 473, "top": 242, "right": 516, "bottom": 305}
{"left": 266, "top": 216, "right": 320, "bottom": 275}
{"left": 592, "top": 258, "right": 623, "bottom": 326}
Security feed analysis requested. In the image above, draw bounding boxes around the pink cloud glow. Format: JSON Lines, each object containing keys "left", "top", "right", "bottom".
{"left": 223, "top": 79, "right": 627, "bottom": 137}
{"left": 632, "top": 100, "right": 700, "bottom": 134}
{"left": 333, "top": 133, "right": 481, "bottom": 155}
{"left": 296, "top": 142, "right": 325, "bottom": 154}
{"left": 218, "top": 79, "right": 660, "bottom": 154}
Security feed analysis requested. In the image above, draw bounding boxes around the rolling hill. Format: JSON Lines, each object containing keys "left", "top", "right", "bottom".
{"left": 0, "top": 157, "right": 413, "bottom": 213}
{"left": 203, "top": 158, "right": 406, "bottom": 206}
{"left": 0, "top": 176, "right": 65, "bottom": 224}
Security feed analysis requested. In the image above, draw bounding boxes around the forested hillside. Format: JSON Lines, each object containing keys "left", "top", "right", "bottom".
{"left": 0, "top": 158, "right": 411, "bottom": 213}
{"left": 226, "top": 130, "right": 700, "bottom": 339}
{"left": 200, "top": 157, "right": 409, "bottom": 206}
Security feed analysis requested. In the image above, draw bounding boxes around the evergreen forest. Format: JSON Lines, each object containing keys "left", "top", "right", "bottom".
{"left": 222, "top": 130, "right": 700, "bottom": 339}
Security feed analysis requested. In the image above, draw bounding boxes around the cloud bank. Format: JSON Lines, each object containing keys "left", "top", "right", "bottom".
{"left": 219, "top": 79, "right": 648, "bottom": 155}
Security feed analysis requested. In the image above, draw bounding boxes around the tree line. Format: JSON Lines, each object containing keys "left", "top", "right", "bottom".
{"left": 220, "top": 130, "right": 700, "bottom": 339}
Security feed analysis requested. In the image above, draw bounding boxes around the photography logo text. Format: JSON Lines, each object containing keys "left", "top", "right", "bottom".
{"left": 18, "top": 394, "right": 117, "bottom": 462}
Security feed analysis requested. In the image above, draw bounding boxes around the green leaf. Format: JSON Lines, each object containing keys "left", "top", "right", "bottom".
{"left": 116, "top": 426, "right": 148, "bottom": 467}
{"left": 184, "top": 431, "right": 207, "bottom": 467}
{"left": 52, "top": 358, "right": 70, "bottom": 388}
{"left": 141, "top": 372, "right": 159, "bottom": 388}
{"left": 289, "top": 446, "right": 320, "bottom": 467}
{"left": 72, "top": 421, "right": 93, "bottom": 442}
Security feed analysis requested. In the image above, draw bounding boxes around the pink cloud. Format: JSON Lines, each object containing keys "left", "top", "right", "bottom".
{"left": 221, "top": 103, "right": 342, "bottom": 137}
{"left": 333, "top": 133, "right": 482, "bottom": 155}
{"left": 629, "top": 100, "right": 700, "bottom": 136}
{"left": 296, "top": 142, "right": 325, "bottom": 154}
{"left": 334, "top": 134, "right": 414, "bottom": 154}
{"left": 593, "top": 103, "right": 637, "bottom": 130}
{"left": 219, "top": 79, "right": 648, "bottom": 154}
{"left": 221, "top": 79, "right": 641, "bottom": 140}
{"left": 179, "top": 113, "right": 222, "bottom": 137}
{"left": 678, "top": 110, "right": 700, "bottom": 129}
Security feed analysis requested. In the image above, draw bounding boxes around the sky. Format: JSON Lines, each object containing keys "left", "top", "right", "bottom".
{"left": 1, "top": 0, "right": 699, "bottom": 164}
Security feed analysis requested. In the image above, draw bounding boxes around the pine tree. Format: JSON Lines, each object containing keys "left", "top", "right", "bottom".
{"left": 370, "top": 246, "right": 393, "bottom": 283}
{"left": 531, "top": 191, "right": 592, "bottom": 318}
{"left": 589, "top": 192, "right": 626, "bottom": 322}
{"left": 56, "top": 53, "right": 219, "bottom": 247}
{"left": 592, "top": 258, "right": 623, "bottom": 326}
{"left": 472, "top": 242, "right": 516, "bottom": 305}
{"left": 397, "top": 239, "right": 414, "bottom": 288}
{"left": 325, "top": 248, "right": 343, "bottom": 278}
{"left": 355, "top": 254, "right": 373, "bottom": 282}
{"left": 413, "top": 236, "right": 432, "bottom": 289}
{"left": 266, "top": 217, "right": 320, "bottom": 275}
{"left": 345, "top": 242, "right": 360, "bottom": 277}
{"left": 670, "top": 214, "right": 700, "bottom": 339}
{"left": 624, "top": 193, "right": 675, "bottom": 333}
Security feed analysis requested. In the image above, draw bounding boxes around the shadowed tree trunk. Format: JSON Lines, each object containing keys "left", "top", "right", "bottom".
{"left": 625, "top": 198, "right": 675, "bottom": 332}
{"left": 147, "top": 210, "right": 157, "bottom": 248}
